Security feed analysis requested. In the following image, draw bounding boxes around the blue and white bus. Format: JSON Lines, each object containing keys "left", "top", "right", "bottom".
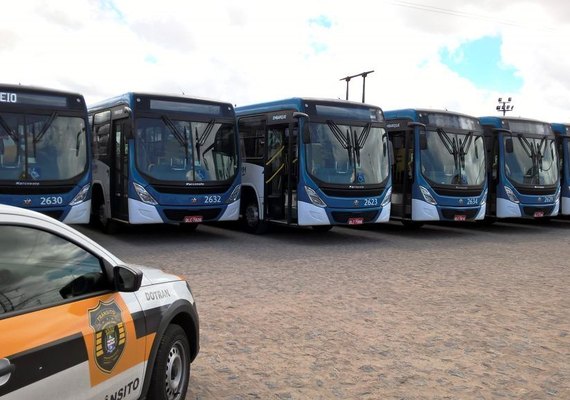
{"left": 479, "top": 116, "right": 559, "bottom": 220}
{"left": 384, "top": 109, "right": 487, "bottom": 226}
{"left": 236, "top": 98, "right": 391, "bottom": 233}
{"left": 551, "top": 123, "right": 569, "bottom": 216}
{"left": 0, "top": 84, "right": 91, "bottom": 223}
{"left": 88, "top": 93, "right": 240, "bottom": 232}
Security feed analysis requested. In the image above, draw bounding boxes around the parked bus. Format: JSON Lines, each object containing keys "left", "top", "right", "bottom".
{"left": 0, "top": 83, "right": 91, "bottom": 223}
{"left": 236, "top": 97, "right": 392, "bottom": 233}
{"left": 551, "top": 123, "right": 569, "bottom": 216}
{"left": 88, "top": 92, "right": 240, "bottom": 232}
{"left": 479, "top": 116, "right": 559, "bottom": 220}
{"left": 384, "top": 109, "right": 487, "bottom": 226}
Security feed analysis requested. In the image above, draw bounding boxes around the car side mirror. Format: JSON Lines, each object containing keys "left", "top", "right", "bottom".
{"left": 114, "top": 265, "right": 143, "bottom": 292}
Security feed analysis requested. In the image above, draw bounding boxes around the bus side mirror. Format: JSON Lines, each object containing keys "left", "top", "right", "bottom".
{"left": 505, "top": 138, "right": 513, "bottom": 153}
{"left": 419, "top": 132, "right": 427, "bottom": 150}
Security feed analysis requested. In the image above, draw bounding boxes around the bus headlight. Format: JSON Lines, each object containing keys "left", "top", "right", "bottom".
{"left": 504, "top": 186, "right": 519, "bottom": 203}
{"left": 480, "top": 188, "right": 488, "bottom": 207}
{"left": 380, "top": 187, "right": 392, "bottom": 207}
{"left": 226, "top": 184, "right": 241, "bottom": 204}
{"left": 304, "top": 186, "right": 326, "bottom": 208}
{"left": 419, "top": 185, "right": 437, "bottom": 205}
{"left": 69, "top": 184, "right": 90, "bottom": 206}
{"left": 133, "top": 182, "right": 158, "bottom": 205}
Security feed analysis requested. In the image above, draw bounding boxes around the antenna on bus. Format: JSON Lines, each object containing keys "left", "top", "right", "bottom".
{"left": 339, "top": 70, "right": 374, "bottom": 103}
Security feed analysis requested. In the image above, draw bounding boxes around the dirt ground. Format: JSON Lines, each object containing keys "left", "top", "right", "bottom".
{"left": 84, "top": 220, "right": 570, "bottom": 399}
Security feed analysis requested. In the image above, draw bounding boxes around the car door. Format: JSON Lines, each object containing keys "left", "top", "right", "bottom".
{"left": 0, "top": 222, "right": 145, "bottom": 400}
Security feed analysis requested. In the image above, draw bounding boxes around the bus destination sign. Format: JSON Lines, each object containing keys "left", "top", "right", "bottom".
{"left": 0, "top": 91, "right": 68, "bottom": 107}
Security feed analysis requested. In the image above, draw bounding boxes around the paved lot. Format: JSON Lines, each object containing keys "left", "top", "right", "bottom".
{"left": 78, "top": 219, "right": 570, "bottom": 400}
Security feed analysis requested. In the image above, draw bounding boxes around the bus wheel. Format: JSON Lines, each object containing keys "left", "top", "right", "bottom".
{"left": 312, "top": 225, "right": 333, "bottom": 232}
{"left": 401, "top": 219, "right": 424, "bottom": 229}
{"left": 98, "top": 204, "right": 118, "bottom": 234}
{"left": 243, "top": 201, "right": 268, "bottom": 234}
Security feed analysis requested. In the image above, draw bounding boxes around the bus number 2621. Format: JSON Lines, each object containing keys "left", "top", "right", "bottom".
{"left": 40, "top": 196, "right": 64, "bottom": 205}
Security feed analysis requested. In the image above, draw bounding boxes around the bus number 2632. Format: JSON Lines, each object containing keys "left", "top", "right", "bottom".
{"left": 40, "top": 196, "right": 64, "bottom": 205}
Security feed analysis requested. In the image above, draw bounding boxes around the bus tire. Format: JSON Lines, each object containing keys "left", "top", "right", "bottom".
{"left": 147, "top": 324, "right": 191, "bottom": 400}
{"left": 98, "top": 203, "right": 118, "bottom": 234}
{"left": 243, "top": 201, "right": 269, "bottom": 234}
{"left": 312, "top": 225, "right": 333, "bottom": 232}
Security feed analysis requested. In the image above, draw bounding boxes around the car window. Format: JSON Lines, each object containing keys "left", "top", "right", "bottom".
{"left": 0, "top": 225, "right": 108, "bottom": 315}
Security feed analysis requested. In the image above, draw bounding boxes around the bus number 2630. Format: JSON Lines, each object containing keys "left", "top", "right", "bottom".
{"left": 40, "top": 196, "right": 64, "bottom": 205}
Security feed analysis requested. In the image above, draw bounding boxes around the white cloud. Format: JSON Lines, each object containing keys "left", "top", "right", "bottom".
{"left": 1, "top": 0, "right": 569, "bottom": 122}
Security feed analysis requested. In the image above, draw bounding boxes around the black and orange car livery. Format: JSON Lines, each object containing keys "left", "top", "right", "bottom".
{"left": 0, "top": 204, "right": 199, "bottom": 400}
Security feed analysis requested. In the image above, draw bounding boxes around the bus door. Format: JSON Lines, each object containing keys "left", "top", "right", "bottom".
{"left": 110, "top": 119, "right": 129, "bottom": 221}
{"left": 265, "top": 125, "right": 286, "bottom": 220}
{"left": 389, "top": 122, "right": 414, "bottom": 218}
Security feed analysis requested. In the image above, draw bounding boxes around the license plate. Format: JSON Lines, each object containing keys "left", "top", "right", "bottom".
{"left": 184, "top": 216, "right": 203, "bottom": 223}
{"left": 534, "top": 211, "right": 544, "bottom": 218}
{"left": 348, "top": 217, "right": 364, "bottom": 225}
{"left": 454, "top": 215, "right": 466, "bottom": 221}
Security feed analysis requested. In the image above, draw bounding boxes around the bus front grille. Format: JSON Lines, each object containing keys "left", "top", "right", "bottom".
{"left": 441, "top": 208, "right": 479, "bottom": 220}
{"left": 522, "top": 206, "right": 555, "bottom": 217}
{"left": 163, "top": 208, "right": 222, "bottom": 222}
{"left": 331, "top": 210, "right": 379, "bottom": 224}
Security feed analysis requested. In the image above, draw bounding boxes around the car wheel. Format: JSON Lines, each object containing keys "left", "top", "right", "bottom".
{"left": 243, "top": 201, "right": 269, "bottom": 234}
{"left": 148, "top": 324, "right": 191, "bottom": 400}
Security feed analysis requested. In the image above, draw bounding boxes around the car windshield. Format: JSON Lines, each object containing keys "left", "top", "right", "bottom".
{"left": 0, "top": 112, "right": 87, "bottom": 182}
{"left": 504, "top": 134, "right": 558, "bottom": 186}
{"left": 420, "top": 129, "right": 486, "bottom": 186}
{"left": 305, "top": 121, "right": 390, "bottom": 185}
{"left": 135, "top": 116, "right": 238, "bottom": 182}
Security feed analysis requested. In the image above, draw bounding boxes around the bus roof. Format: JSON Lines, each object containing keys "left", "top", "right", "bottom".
{"left": 88, "top": 92, "right": 234, "bottom": 113}
{"left": 235, "top": 97, "right": 382, "bottom": 116}
{"left": 480, "top": 116, "right": 554, "bottom": 136}
{"left": 0, "top": 82, "right": 87, "bottom": 111}
{"left": 551, "top": 123, "right": 570, "bottom": 137}
{"left": 384, "top": 108, "right": 478, "bottom": 121}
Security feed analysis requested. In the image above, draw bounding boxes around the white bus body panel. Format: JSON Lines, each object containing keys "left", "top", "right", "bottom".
{"left": 218, "top": 199, "right": 240, "bottom": 221}
{"left": 63, "top": 200, "right": 91, "bottom": 224}
{"left": 375, "top": 203, "right": 391, "bottom": 222}
{"left": 242, "top": 163, "right": 265, "bottom": 219}
{"left": 562, "top": 196, "right": 570, "bottom": 215}
{"left": 298, "top": 200, "right": 330, "bottom": 225}
{"left": 475, "top": 203, "right": 486, "bottom": 220}
{"left": 411, "top": 198, "right": 439, "bottom": 221}
{"left": 551, "top": 198, "right": 560, "bottom": 216}
{"left": 128, "top": 198, "right": 163, "bottom": 224}
{"left": 496, "top": 198, "right": 522, "bottom": 218}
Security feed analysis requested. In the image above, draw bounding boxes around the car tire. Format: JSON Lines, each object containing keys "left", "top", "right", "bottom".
{"left": 147, "top": 324, "right": 191, "bottom": 400}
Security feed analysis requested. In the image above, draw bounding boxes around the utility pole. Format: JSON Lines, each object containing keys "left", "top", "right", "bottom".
{"left": 339, "top": 70, "right": 374, "bottom": 103}
{"left": 496, "top": 97, "right": 514, "bottom": 116}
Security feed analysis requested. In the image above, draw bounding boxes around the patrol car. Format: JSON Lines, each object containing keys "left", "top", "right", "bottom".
{"left": 0, "top": 204, "right": 199, "bottom": 400}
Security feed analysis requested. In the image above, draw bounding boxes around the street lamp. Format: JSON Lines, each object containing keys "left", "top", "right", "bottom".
{"left": 496, "top": 97, "right": 514, "bottom": 116}
{"left": 340, "top": 70, "right": 374, "bottom": 103}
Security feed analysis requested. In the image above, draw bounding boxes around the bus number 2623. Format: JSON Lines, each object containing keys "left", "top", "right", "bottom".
{"left": 40, "top": 196, "right": 64, "bottom": 205}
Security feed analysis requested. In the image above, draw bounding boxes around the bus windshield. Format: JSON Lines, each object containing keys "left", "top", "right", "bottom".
{"left": 504, "top": 134, "right": 558, "bottom": 186}
{"left": 306, "top": 121, "right": 390, "bottom": 185}
{"left": 0, "top": 113, "right": 87, "bottom": 181}
{"left": 135, "top": 117, "right": 238, "bottom": 182}
{"left": 421, "top": 129, "right": 486, "bottom": 186}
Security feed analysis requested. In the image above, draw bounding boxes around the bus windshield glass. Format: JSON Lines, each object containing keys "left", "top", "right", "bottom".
{"left": 421, "top": 129, "right": 486, "bottom": 186}
{"left": 0, "top": 112, "right": 87, "bottom": 181}
{"left": 306, "top": 121, "right": 390, "bottom": 185}
{"left": 504, "top": 134, "right": 558, "bottom": 186}
{"left": 135, "top": 117, "right": 237, "bottom": 182}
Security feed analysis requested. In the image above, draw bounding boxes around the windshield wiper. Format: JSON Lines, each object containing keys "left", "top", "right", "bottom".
{"left": 195, "top": 119, "right": 215, "bottom": 163}
{"left": 161, "top": 115, "right": 189, "bottom": 161}
{"left": 436, "top": 127, "right": 457, "bottom": 156}
{"left": 353, "top": 123, "right": 372, "bottom": 165}
{"left": 0, "top": 115, "right": 19, "bottom": 143}
{"left": 326, "top": 120, "right": 353, "bottom": 167}
{"left": 33, "top": 113, "right": 57, "bottom": 144}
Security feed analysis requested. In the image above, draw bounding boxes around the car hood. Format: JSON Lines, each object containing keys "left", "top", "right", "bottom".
{"left": 127, "top": 263, "right": 184, "bottom": 286}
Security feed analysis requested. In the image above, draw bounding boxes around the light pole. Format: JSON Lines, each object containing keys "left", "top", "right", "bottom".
{"left": 340, "top": 70, "right": 374, "bottom": 103}
{"left": 496, "top": 97, "right": 514, "bottom": 116}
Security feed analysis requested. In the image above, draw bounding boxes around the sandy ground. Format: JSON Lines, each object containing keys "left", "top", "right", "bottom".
{"left": 83, "top": 220, "right": 570, "bottom": 399}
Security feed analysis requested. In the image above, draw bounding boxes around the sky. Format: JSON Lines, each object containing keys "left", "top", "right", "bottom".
{"left": 2, "top": 0, "right": 570, "bottom": 122}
